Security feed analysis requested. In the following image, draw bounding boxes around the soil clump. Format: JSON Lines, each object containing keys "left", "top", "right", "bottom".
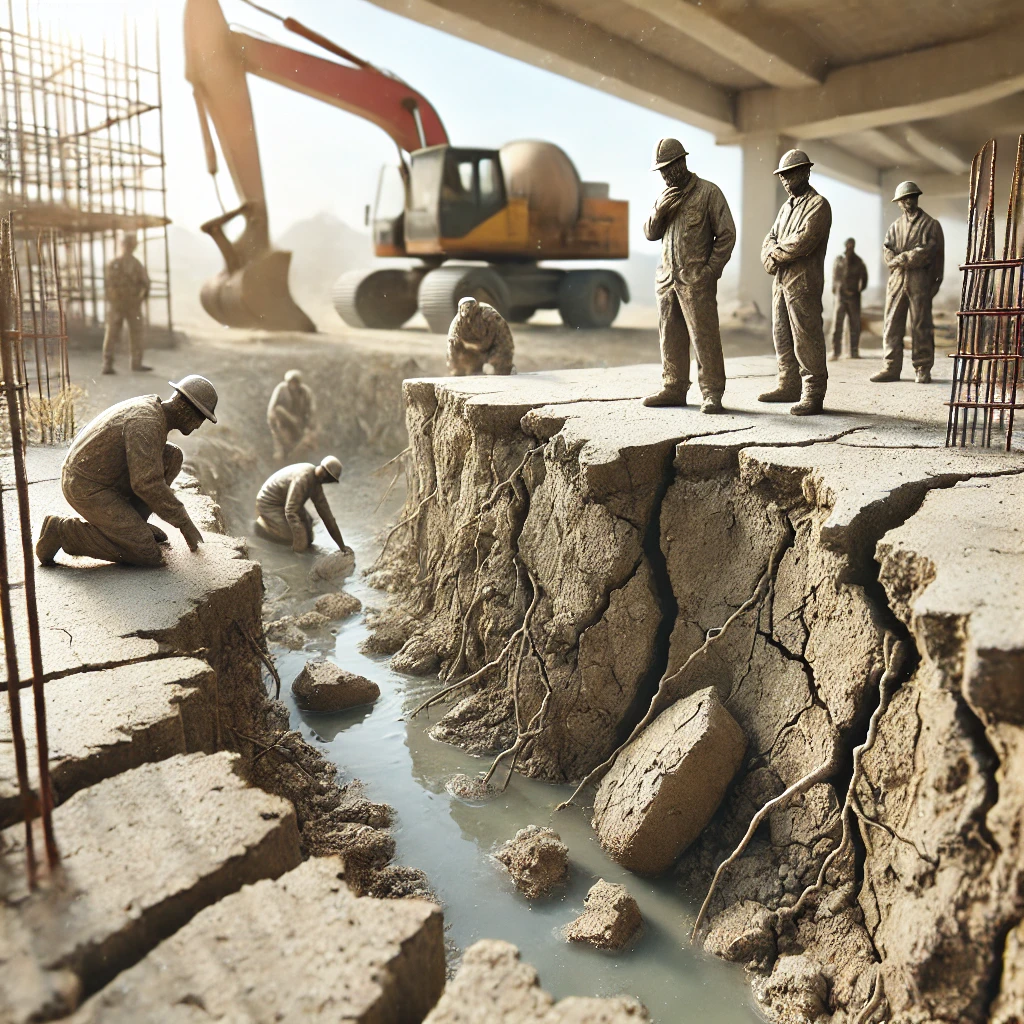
{"left": 565, "top": 880, "right": 642, "bottom": 951}
{"left": 495, "top": 825, "right": 569, "bottom": 899}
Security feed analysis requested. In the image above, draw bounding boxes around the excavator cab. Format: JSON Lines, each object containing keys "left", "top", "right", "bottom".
{"left": 370, "top": 164, "right": 408, "bottom": 257}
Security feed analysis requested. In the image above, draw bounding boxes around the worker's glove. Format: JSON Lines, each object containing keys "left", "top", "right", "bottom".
{"left": 339, "top": 544, "right": 355, "bottom": 557}
{"left": 181, "top": 521, "right": 203, "bottom": 552}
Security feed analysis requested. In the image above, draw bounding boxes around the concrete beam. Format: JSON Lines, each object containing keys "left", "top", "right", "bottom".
{"left": 618, "top": 0, "right": 823, "bottom": 88}
{"left": 732, "top": 23, "right": 1024, "bottom": 140}
{"left": 897, "top": 126, "right": 972, "bottom": 175}
{"left": 365, "top": 0, "right": 735, "bottom": 135}
{"left": 795, "top": 139, "right": 882, "bottom": 194}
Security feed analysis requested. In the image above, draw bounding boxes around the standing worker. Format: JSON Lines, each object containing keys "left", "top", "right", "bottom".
{"left": 871, "top": 181, "right": 945, "bottom": 384}
{"left": 35, "top": 376, "right": 219, "bottom": 567}
{"left": 643, "top": 138, "right": 736, "bottom": 412}
{"left": 267, "top": 369, "right": 317, "bottom": 460}
{"left": 830, "top": 238, "right": 868, "bottom": 359}
{"left": 102, "top": 231, "right": 151, "bottom": 375}
{"left": 255, "top": 456, "right": 352, "bottom": 554}
{"left": 759, "top": 150, "right": 833, "bottom": 416}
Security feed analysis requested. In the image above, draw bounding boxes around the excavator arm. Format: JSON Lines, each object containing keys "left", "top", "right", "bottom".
{"left": 183, "top": 0, "right": 448, "bottom": 331}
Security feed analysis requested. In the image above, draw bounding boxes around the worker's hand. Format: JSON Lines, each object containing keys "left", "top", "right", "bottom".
{"left": 698, "top": 263, "right": 716, "bottom": 284}
{"left": 339, "top": 543, "right": 355, "bottom": 557}
{"left": 181, "top": 522, "right": 203, "bottom": 552}
{"left": 763, "top": 255, "right": 778, "bottom": 276}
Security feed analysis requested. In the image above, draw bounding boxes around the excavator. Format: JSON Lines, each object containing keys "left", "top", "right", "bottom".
{"left": 183, "top": 0, "right": 630, "bottom": 334}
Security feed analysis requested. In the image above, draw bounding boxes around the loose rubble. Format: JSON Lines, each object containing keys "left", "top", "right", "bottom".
{"left": 495, "top": 825, "right": 569, "bottom": 899}
{"left": 314, "top": 590, "right": 362, "bottom": 620}
{"left": 291, "top": 660, "right": 380, "bottom": 713}
{"left": 565, "top": 880, "right": 642, "bottom": 951}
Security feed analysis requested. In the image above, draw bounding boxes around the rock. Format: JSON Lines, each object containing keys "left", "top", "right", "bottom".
{"left": 67, "top": 857, "right": 445, "bottom": 1024}
{"left": 308, "top": 548, "right": 355, "bottom": 585}
{"left": 446, "top": 773, "right": 498, "bottom": 801}
{"left": 495, "top": 825, "right": 569, "bottom": 898}
{"left": 291, "top": 660, "right": 380, "bottom": 713}
{"left": 314, "top": 591, "right": 362, "bottom": 620}
{"left": 423, "top": 939, "right": 648, "bottom": 1023}
{"left": 593, "top": 687, "right": 746, "bottom": 875}
{"left": 565, "top": 880, "right": 642, "bottom": 951}
{"left": 391, "top": 633, "right": 442, "bottom": 675}
{"left": 294, "top": 610, "right": 331, "bottom": 632}
{"left": 314, "top": 822, "right": 396, "bottom": 874}
{"left": 751, "top": 954, "right": 829, "bottom": 1023}
{"left": 703, "top": 901, "right": 776, "bottom": 970}
{"left": 266, "top": 616, "right": 306, "bottom": 650}
{"left": 365, "top": 865, "right": 437, "bottom": 902}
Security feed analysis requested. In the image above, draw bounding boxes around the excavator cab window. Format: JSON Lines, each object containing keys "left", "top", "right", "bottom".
{"left": 406, "top": 146, "right": 506, "bottom": 242}
{"left": 371, "top": 164, "right": 407, "bottom": 255}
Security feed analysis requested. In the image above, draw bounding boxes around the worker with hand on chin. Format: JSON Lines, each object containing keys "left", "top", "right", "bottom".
{"left": 255, "top": 456, "right": 353, "bottom": 555}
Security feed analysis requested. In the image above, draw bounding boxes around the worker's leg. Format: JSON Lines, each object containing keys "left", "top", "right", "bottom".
{"left": 300, "top": 507, "right": 315, "bottom": 547}
{"left": 57, "top": 483, "right": 164, "bottom": 566}
{"left": 770, "top": 284, "right": 802, "bottom": 396}
{"left": 880, "top": 289, "right": 910, "bottom": 375}
{"left": 847, "top": 295, "right": 862, "bottom": 358}
{"left": 101, "top": 312, "right": 124, "bottom": 373}
{"left": 830, "top": 296, "right": 847, "bottom": 358}
{"left": 678, "top": 281, "right": 725, "bottom": 400}
{"left": 659, "top": 287, "right": 691, "bottom": 394}
{"left": 488, "top": 337, "right": 515, "bottom": 375}
{"left": 908, "top": 288, "right": 935, "bottom": 374}
{"left": 785, "top": 287, "right": 828, "bottom": 401}
{"left": 127, "top": 444, "right": 183, "bottom": 522}
{"left": 126, "top": 308, "right": 147, "bottom": 370}
{"left": 254, "top": 498, "right": 293, "bottom": 545}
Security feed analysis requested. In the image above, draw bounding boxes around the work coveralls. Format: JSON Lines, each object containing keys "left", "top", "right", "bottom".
{"left": 645, "top": 173, "right": 736, "bottom": 400}
{"left": 255, "top": 463, "right": 344, "bottom": 552}
{"left": 267, "top": 381, "right": 316, "bottom": 459}
{"left": 831, "top": 252, "right": 868, "bottom": 358}
{"left": 762, "top": 187, "right": 833, "bottom": 400}
{"left": 447, "top": 304, "right": 515, "bottom": 376}
{"left": 102, "top": 254, "right": 150, "bottom": 372}
{"left": 54, "top": 396, "right": 194, "bottom": 566}
{"left": 880, "top": 209, "right": 944, "bottom": 375}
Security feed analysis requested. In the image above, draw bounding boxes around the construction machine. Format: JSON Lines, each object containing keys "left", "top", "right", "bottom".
{"left": 184, "top": 0, "right": 630, "bottom": 334}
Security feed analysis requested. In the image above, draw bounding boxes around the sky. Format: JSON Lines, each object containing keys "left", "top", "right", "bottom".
{"left": 30, "top": 0, "right": 885, "bottom": 285}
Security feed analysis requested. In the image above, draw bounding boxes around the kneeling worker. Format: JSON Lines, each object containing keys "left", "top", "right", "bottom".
{"left": 35, "top": 376, "right": 219, "bottom": 567}
{"left": 267, "top": 368, "right": 317, "bottom": 460}
{"left": 255, "top": 456, "right": 351, "bottom": 554}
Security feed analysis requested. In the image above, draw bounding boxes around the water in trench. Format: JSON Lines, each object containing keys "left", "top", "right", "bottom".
{"left": 232, "top": 454, "right": 762, "bottom": 1023}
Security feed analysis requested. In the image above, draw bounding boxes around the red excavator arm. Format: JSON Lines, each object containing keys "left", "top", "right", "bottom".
{"left": 183, "top": 0, "right": 447, "bottom": 331}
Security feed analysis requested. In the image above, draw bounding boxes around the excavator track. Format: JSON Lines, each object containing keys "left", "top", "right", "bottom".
{"left": 417, "top": 266, "right": 511, "bottom": 334}
{"left": 332, "top": 268, "right": 421, "bottom": 329}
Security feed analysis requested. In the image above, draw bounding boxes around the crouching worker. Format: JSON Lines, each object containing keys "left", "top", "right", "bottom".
{"left": 255, "top": 456, "right": 352, "bottom": 554}
{"left": 35, "top": 376, "right": 219, "bottom": 567}
{"left": 267, "top": 369, "right": 317, "bottom": 460}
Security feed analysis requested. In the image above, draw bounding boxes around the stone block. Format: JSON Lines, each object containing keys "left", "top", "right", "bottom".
{"left": 292, "top": 659, "right": 380, "bottom": 713}
{"left": 565, "top": 879, "right": 642, "bottom": 951}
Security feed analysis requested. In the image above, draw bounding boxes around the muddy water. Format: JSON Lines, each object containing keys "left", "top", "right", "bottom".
{"left": 238, "top": 456, "right": 762, "bottom": 1024}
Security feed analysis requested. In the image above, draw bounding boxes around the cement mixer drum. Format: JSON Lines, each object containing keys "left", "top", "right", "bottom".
{"left": 499, "top": 140, "right": 581, "bottom": 229}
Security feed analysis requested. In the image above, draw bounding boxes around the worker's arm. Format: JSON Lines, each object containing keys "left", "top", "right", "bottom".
{"left": 769, "top": 197, "right": 831, "bottom": 265}
{"left": 882, "top": 222, "right": 904, "bottom": 268}
{"left": 832, "top": 256, "right": 842, "bottom": 292}
{"left": 311, "top": 486, "right": 349, "bottom": 551}
{"left": 706, "top": 187, "right": 736, "bottom": 278}
{"left": 859, "top": 259, "right": 869, "bottom": 292}
{"left": 124, "top": 414, "right": 202, "bottom": 549}
{"left": 643, "top": 188, "right": 682, "bottom": 241}
{"left": 761, "top": 212, "right": 781, "bottom": 274}
{"left": 284, "top": 478, "right": 312, "bottom": 550}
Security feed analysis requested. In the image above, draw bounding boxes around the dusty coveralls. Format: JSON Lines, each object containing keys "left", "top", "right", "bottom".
{"left": 645, "top": 173, "right": 736, "bottom": 399}
{"left": 52, "top": 396, "right": 193, "bottom": 566}
{"left": 881, "top": 209, "right": 944, "bottom": 375}
{"left": 831, "top": 252, "right": 868, "bottom": 357}
{"left": 762, "top": 187, "right": 833, "bottom": 400}
{"left": 447, "top": 304, "right": 514, "bottom": 375}
{"left": 267, "top": 381, "right": 316, "bottom": 459}
{"left": 102, "top": 254, "right": 150, "bottom": 372}
{"left": 255, "top": 463, "right": 344, "bottom": 552}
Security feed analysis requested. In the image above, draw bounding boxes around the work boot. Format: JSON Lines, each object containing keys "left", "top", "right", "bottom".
{"left": 758, "top": 386, "right": 801, "bottom": 403}
{"left": 850, "top": 347, "right": 860, "bottom": 359}
{"left": 915, "top": 367, "right": 932, "bottom": 384}
{"left": 643, "top": 388, "right": 688, "bottom": 408}
{"left": 132, "top": 364, "right": 154, "bottom": 373}
{"left": 828, "top": 348, "right": 842, "bottom": 362}
{"left": 101, "top": 365, "right": 116, "bottom": 375}
{"left": 870, "top": 367, "right": 901, "bottom": 382}
{"left": 700, "top": 394, "right": 724, "bottom": 414}
{"left": 790, "top": 395, "right": 824, "bottom": 416}
{"left": 149, "top": 524, "right": 169, "bottom": 544}
{"left": 35, "top": 515, "right": 62, "bottom": 565}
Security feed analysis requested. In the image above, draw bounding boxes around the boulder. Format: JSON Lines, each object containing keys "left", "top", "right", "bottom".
{"left": 495, "top": 825, "right": 569, "bottom": 898}
{"left": 314, "top": 591, "right": 362, "bottom": 620}
{"left": 291, "top": 660, "right": 380, "bottom": 713}
{"left": 565, "top": 880, "right": 642, "bottom": 951}
{"left": 266, "top": 617, "right": 306, "bottom": 650}
{"left": 294, "top": 610, "right": 331, "bottom": 632}
{"left": 593, "top": 686, "right": 746, "bottom": 875}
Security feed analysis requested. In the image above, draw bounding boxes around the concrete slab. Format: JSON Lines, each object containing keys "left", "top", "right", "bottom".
{"left": 0, "top": 752, "right": 300, "bottom": 1021}
{"left": 67, "top": 856, "right": 445, "bottom": 1024}
{"left": 0, "top": 657, "right": 215, "bottom": 828}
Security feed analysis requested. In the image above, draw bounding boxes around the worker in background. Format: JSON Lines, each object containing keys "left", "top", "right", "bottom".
{"left": 268, "top": 368, "right": 318, "bottom": 460}
{"left": 447, "top": 297, "right": 515, "bottom": 376}
{"left": 643, "top": 137, "right": 736, "bottom": 413}
{"left": 830, "top": 237, "right": 868, "bottom": 359}
{"left": 255, "top": 456, "right": 352, "bottom": 555}
{"left": 872, "top": 181, "right": 945, "bottom": 384}
{"left": 759, "top": 150, "right": 833, "bottom": 416}
{"left": 102, "top": 231, "right": 151, "bottom": 375}
{"left": 35, "top": 376, "right": 218, "bottom": 567}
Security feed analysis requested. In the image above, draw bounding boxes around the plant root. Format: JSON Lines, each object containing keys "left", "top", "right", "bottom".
{"left": 853, "top": 969, "right": 886, "bottom": 1024}
{"left": 235, "top": 622, "right": 282, "bottom": 700}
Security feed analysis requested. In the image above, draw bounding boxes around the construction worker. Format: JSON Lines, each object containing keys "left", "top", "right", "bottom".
{"left": 759, "top": 150, "right": 833, "bottom": 416}
{"left": 447, "top": 297, "right": 515, "bottom": 376}
{"left": 643, "top": 137, "right": 736, "bottom": 412}
{"left": 35, "top": 376, "right": 218, "bottom": 567}
{"left": 102, "top": 231, "right": 151, "bottom": 375}
{"left": 831, "top": 238, "right": 868, "bottom": 359}
{"left": 267, "top": 369, "right": 317, "bottom": 460}
{"left": 872, "top": 181, "right": 945, "bottom": 384}
{"left": 255, "top": 456, "right": 351, "bottom": 554}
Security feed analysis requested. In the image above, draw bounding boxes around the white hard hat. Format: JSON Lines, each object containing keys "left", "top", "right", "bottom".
{"left": 169, "top": 375, "right": 218, "bottom": 423}
{"left": 284, "top": 369, "right": 302, "bottom": 383}
{"left": 320, "top": 455, "right": 342, "bottom": 481}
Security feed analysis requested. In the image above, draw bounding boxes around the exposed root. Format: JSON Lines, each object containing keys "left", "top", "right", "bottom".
{"left": 556, "top": 528, "right": 792, "bottom": 813}
{"left": 853, "top": 969, "right": 886, "bottom": 1024}
{"left": 371, "top": 488, "right": 436, "bottom": 569}
{"left": 373, "top": 446, "right": 409, "bottom": 476}
{"left": 234, "top": 622, "right": 282, "bottom": 700}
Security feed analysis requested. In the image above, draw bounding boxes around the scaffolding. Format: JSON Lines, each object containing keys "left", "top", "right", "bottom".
{"left": 0, "top": 0, "right": 172, "bottom": 348}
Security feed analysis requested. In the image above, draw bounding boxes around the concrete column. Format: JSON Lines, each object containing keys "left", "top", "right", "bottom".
{"left": 737, "top": 133, "right": 790, "bottom": 316}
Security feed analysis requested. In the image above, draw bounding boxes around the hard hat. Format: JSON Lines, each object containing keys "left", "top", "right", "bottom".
{"left": 651, "top": 138, "right": 688, "bottom": 171}
{"left": 169, "top": 375, "right": 218, "bottom": 423}
{"left": 773, "top": 149, "right": 814, "bottom": 175}
{"left": 891, "top": 180, "right": 923, "bottom": 202}
{"left": 284, "top": 369, "right": 302, "bottom": 383}
{"left": 320, "top": 455, "right": 343, "bottom": 481}
{"left": 458, "top": 296, "right": 478, "bottom": 309}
